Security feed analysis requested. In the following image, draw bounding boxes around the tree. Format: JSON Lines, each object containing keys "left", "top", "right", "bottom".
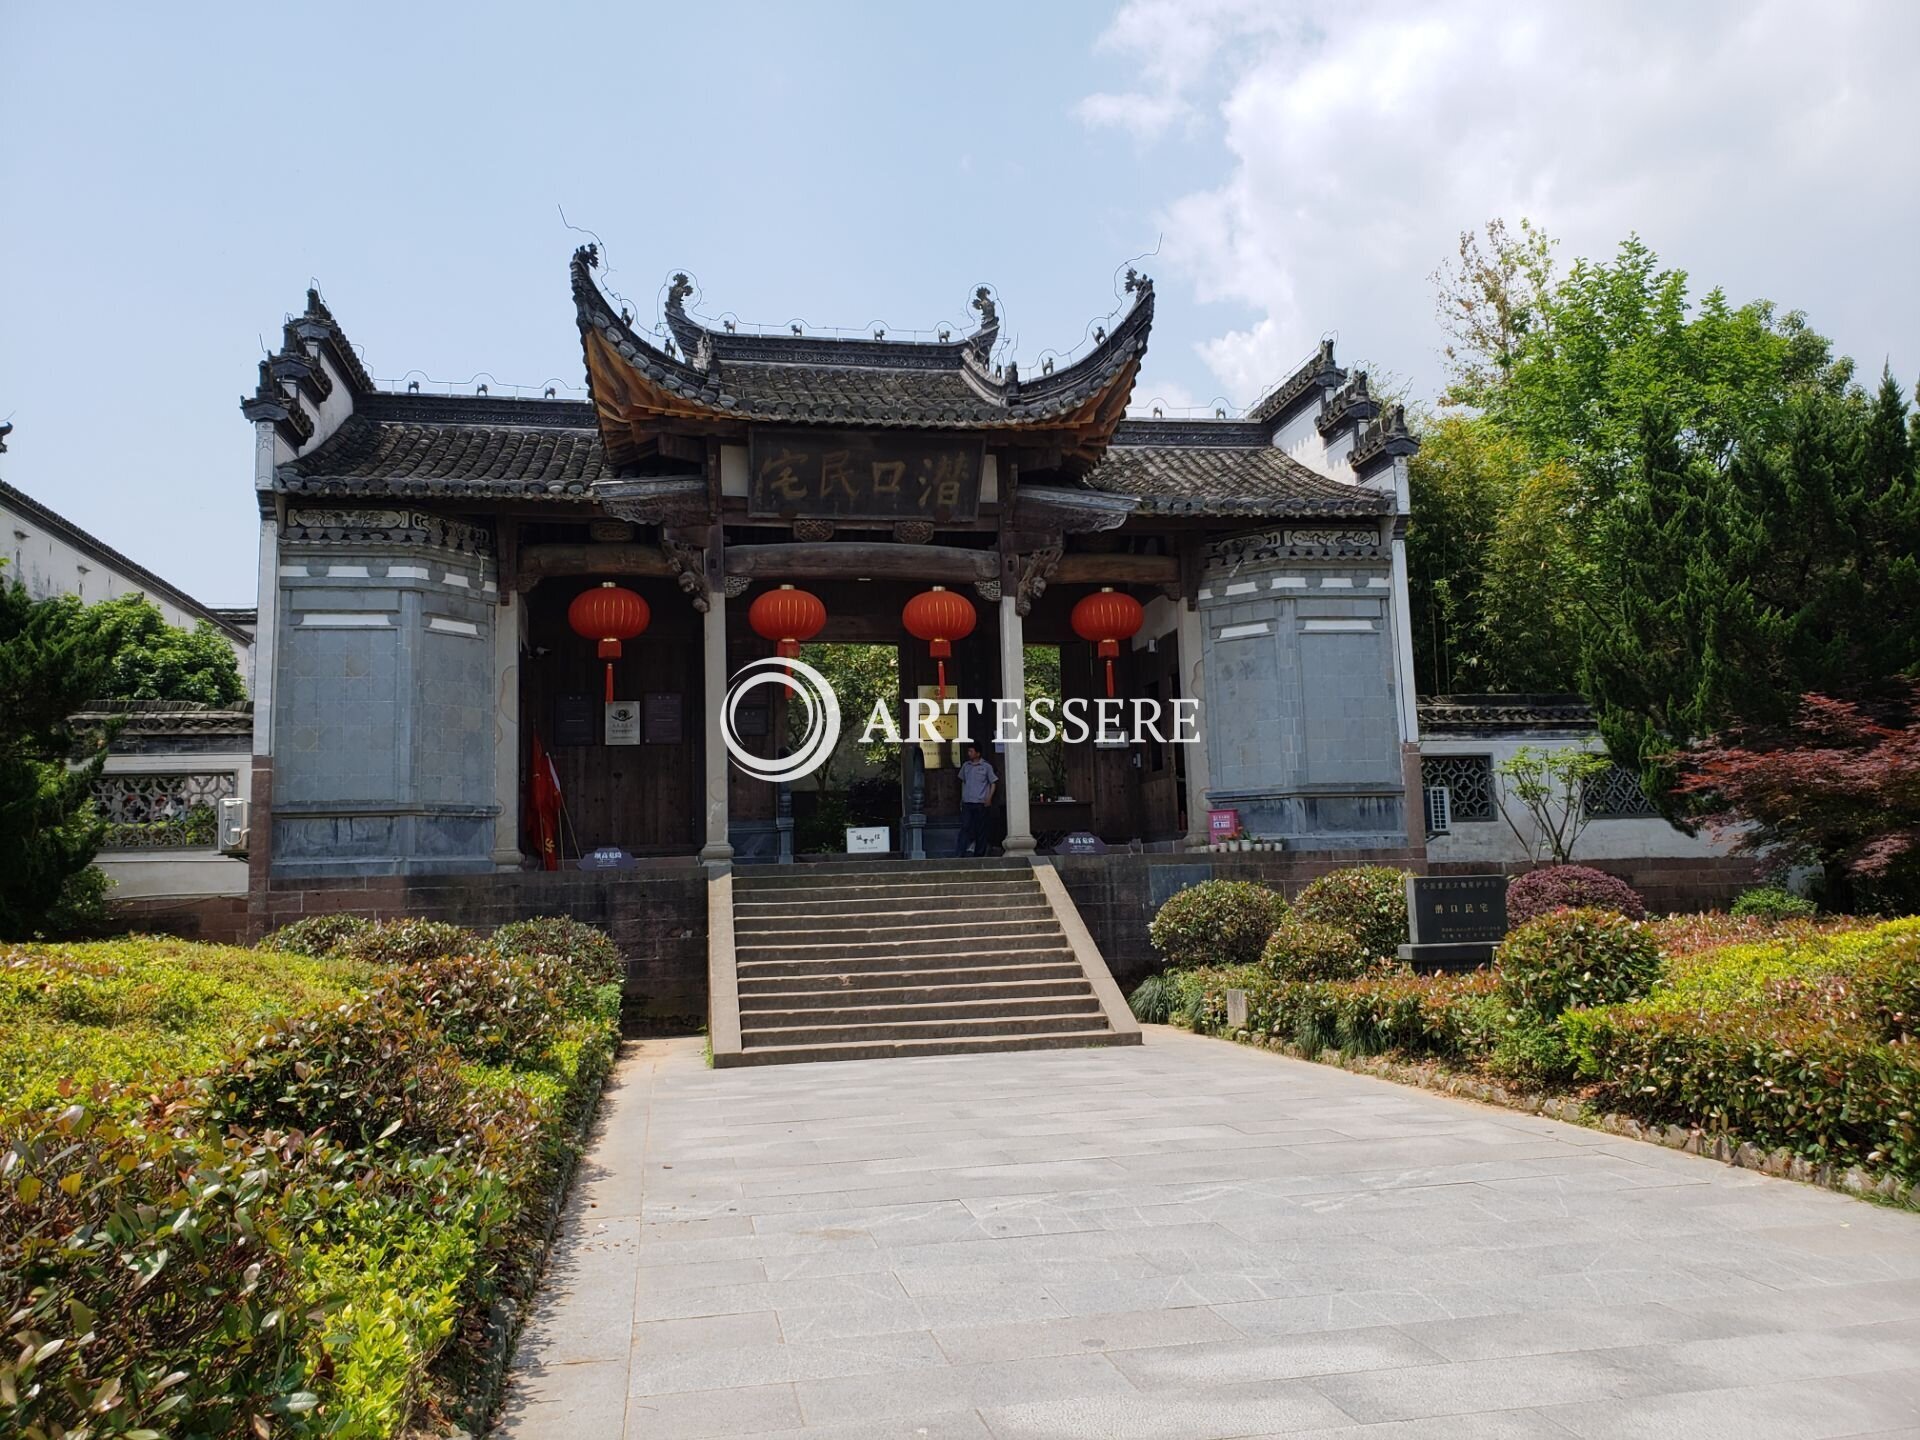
{"left": 1495, "top": 745, "right": 1613, "bottom": 866}
{"left": 790, "top": 642, "right": 899, "bottom": 793}
{"left": 1432, "top": 218, "right": 1558, "bottom": 409}
{"left": 0, "top": 570, "right": 110, "bottom": 938}
{"left": 1678, "top": 689, "right": 1920, "bottom": 912}
{"left": 1024, "top": 645, "right": 1068, "bottom": 796}
{"left": 77, "top": 594, "right": 247, "bottom": 706}
{"left": 1407, "top": 416, "right": 1583, "bottom": 693}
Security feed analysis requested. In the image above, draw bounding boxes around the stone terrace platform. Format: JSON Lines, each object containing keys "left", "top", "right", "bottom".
{"left": 496, "top": 1030, "right": 1920, "bottom": 1439}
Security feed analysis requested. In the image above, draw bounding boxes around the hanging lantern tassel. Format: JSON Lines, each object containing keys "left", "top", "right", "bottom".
{"left": 903, "top": 586, "right": 977, "bottom": 708}
{"left": 599, "top": 639, "right": 621, "bottom": 703}
{"left": 1071, "top": 587, "right": 1145, "bottom": 702}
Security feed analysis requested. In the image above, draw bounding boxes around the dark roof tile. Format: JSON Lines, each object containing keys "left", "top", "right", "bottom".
{"left": 1083, "top": 445, "right": 1394, "bottom": 517}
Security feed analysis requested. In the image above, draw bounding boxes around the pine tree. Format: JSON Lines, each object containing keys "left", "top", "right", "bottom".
{"left": 0, "top": 574, "right": 110, "bottom": 938}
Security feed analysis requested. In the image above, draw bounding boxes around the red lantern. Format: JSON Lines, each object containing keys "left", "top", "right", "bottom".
{"left": 1071, "top": 586, "right": 1145, "bottom": 698}
{"left": 568, "top": 581, "right": 650, "bottom": 703}
{"left": 902, "top": 585, "right": 976, "bottom": 702}
{"left": 748, "top": 584, "right": 827, "bottom": 659}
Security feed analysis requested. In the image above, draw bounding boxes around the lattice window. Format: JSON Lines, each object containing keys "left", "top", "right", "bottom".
{"left": 93, "top": 772, "right": 237, "bottom": 850}
{"left": 1419, "top": 754, "right": 1496, "bottom": 821}
{"left": 1584, "top": 762, "right": 1658, "bottom": 818}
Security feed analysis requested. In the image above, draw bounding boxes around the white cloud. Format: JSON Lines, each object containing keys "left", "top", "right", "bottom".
{"left": 1082, "top": 0, "right": 1920, "bottom": 405}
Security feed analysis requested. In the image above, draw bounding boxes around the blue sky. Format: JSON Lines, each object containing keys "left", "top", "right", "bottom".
{"left": 4, "top": 2, "right": 1916, "bottom": 604}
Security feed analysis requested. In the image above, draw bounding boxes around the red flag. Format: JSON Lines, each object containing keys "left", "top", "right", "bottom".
{"left": 527, "top": 730, "right": 563, "bottom": 871}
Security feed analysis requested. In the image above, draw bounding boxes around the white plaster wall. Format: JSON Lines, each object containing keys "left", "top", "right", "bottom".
{"left": 1420, "top": 731, "right": 1736, "bottom": 864}
{"left": 2, "top": 494, "right": 250, "bottom": 671}
{"left": 1272, "top": 406, "right": 1329, "bottom": 473}
{"left": 270, "top": 345, "right": 360, "bottom": 467}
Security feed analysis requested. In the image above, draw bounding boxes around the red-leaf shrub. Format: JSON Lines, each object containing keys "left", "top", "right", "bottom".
{"left": 1148, "top": 880, "right": 1286, "bottom": 969}
{"left": 490, "top": 917, "right": 623, "bottom": 989}
{"left": 1506, "top": 864, "right": 1646, "bottom": 926}
{"left": 334, "top": 919, "right": 482, "bottom": 967}
{"left": 1495, "top": 907, "right": 1662, "bottom": 1020}
{"left": 262, "top": 913, "right": 374, "bottom": 958}
{"left": 1290, "top": 866, "right": 1411, "bottom": 959}
{"left": 392, "top": 951, "right": 566, "bottom": 1066}
{"left": 1679, "top": 687, "right": 1920, "bottom": 910}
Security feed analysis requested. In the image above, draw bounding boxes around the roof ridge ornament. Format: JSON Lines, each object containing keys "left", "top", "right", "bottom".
{"left": 667, "top": 272, "right": 694, "bottom": 312}
{"left": 1124, "top": 267, "right": 1153, "bottom": 300}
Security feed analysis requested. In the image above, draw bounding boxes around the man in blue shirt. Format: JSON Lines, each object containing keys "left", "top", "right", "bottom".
{"left": 956, "top": 743, "right": 998, "bottom": 857}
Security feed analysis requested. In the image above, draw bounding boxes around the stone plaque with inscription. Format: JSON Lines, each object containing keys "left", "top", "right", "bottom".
{"left": 1399, "top": 873, "right": 1508, "bottom": 972}
{"left": 748, "top": 429, "right": 983, "bottom": 522}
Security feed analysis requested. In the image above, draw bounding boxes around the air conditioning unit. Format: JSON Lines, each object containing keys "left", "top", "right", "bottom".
{"left": 1424, "top": 785, "right": 1452, "bottom": 836}
{"left": 218, "top": 797, "right": 250, "bottom": 856}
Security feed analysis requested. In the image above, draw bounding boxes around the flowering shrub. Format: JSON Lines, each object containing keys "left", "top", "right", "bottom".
{"left": 1495, "top": 908, "right": 1662, "bottom": 1021}
{"left": 264, "top": 912, "right": 375, "bottom": 958}
{"left": 1506, "top": 864, "right": 1646, "bottom": 926}
{"left": 1261, "top": 913, "right": 1374, "bottom": 982}
{"left": 1147, "top": 880, "right": 1286, "bottom": 969}
{"left": 1730, "top": 885, "right": 1818, "bottom": 921}
{"left": 1291, "top": 866, "right": 1411, "bottom": 959}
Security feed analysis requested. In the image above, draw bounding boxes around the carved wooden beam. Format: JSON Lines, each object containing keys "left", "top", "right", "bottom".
{"left": 513, "top": 542, "right": 671, "bottom": 592}
{"left": 726, "top": 542, "right": 995, "bottom": 584}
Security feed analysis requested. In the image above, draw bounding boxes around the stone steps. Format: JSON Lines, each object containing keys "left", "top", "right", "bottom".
{"left": 712, "top": 859, "right": 1140, "bottom": 1067}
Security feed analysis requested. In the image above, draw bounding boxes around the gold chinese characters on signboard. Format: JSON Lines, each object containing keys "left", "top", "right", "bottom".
{"left": 748, "top": 430, "right": 984, "bottom": 522}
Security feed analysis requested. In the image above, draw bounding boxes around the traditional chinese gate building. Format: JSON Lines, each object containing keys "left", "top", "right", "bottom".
{"left": 238, "top": 248, "right": 1428, "bottom": 1035}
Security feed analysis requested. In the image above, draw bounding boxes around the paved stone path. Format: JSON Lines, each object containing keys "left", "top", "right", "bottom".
{"left": 496, "top": 1028, "right": 1920, "bottom": 1439}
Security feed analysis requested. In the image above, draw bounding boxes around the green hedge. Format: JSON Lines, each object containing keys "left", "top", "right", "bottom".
{"left": 0, "top": 918, "right": 623, "bottom": 1439}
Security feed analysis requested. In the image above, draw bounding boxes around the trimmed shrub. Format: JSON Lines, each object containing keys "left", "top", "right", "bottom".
{"left": 1506, "top": 864, "right": 1646, "bottom": 926}
{"left": 1147, "top": 880, "right": 1285, "bottom": 969}
{"left": 490, "top": 917, "right": 624, "bottom": 1012}
{"left": 0, "top": 1101, "right": 326, "bottom": 1440}
{"left": 1730, "top": 885, "right": 1818, "bottom": 921}
{"left": 334, "top": 919, "right": 482, "bottom": 967}
{"left": 1128, "top": 973, "right": 1175, "bottom": 1024}
{"left": 490, "top": 917, "right": 623, "bottom": 988}
{"left": 1495, "top": 907, "right": 1662, "bottom": 1021}
{"left": 392, "top": 950, "right": 566, "bottom": 1066}
{"left": 263, "top": 913, "right": 374, "bottom": 958}
{"left": 1291, "top": 866, "right": 1411, "bottom": 959}
{"left": 204, "top": 991, "right": 542, "bottom": 1183}
{"left": 1262, "top": 913, "right": 1373, "bottom": 982}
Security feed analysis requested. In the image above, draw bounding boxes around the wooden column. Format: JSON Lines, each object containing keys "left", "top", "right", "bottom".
{"left": 700, "top": 524, "right": 733, "bottom": 862}
{"left": 998, "top": 592, "right": 1035, "bottom": 856}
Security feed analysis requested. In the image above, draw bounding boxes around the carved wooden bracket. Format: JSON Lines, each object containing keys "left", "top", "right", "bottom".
{"left": 892, "top": 520, "right": 935, "bottom": 545}
{"left": 1015, "top": 545, "right": 1063, "bottom": 617}
{"left": 661, "top": 539, "right": 711, "bottom": 613}
{"left": 792, "top": 519, "right": 836, "bottom": 542}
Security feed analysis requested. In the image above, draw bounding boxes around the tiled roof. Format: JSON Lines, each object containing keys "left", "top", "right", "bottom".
{"left": 1082, "top": 444, "right": 1395, "bottom": 517}
{"left": 574, "top": 247, "right": 1153, "bottom": 434}
{"left": 277, "top": 397, "right": 611, "bottom": 500}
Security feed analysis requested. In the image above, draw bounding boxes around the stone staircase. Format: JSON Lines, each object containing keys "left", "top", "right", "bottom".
{"left": 709, "top": 858, "right": 1141, "bottom": 1067}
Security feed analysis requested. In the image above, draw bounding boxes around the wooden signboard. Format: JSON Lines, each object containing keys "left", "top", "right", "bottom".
{"left": 643, "top": 692, "right": 683, "bottom": 745}
{"left": 749, "top": 429, "right": 984, "bottom": 522}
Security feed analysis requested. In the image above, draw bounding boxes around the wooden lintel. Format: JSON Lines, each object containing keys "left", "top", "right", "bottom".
{"left": 1054, "top": 553, "right": 1179, "bottom": 586}
{"left": 496, "top": 519, "right": 518, "bottom": 607}
{"left": 515, "top": 542, "right": 672, "bottom": 590}
{"left": 726, "top": 542, "right": 995, "bottom": 584}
